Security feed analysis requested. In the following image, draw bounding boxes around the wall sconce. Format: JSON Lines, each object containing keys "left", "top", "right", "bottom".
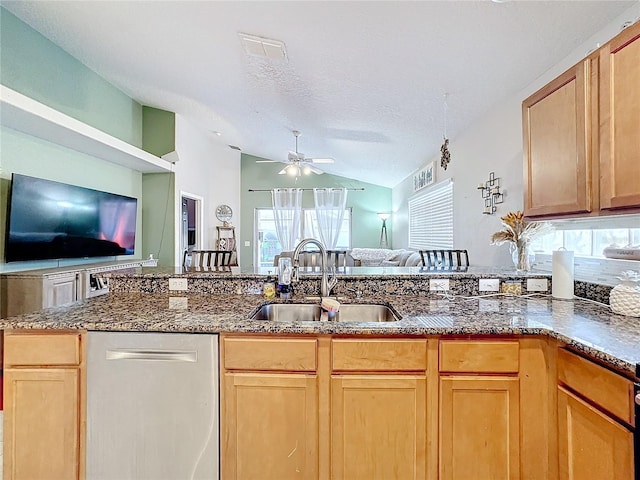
{"left": 477, "top": 172, "right": 504, "bottom": 214}
{"left": 378, "top": 212, "right": 390, "bottom": 248}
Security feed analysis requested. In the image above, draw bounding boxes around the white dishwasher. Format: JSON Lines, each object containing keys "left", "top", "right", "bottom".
{"left": 86, "top": 332, "right": 219, "bottom": 480}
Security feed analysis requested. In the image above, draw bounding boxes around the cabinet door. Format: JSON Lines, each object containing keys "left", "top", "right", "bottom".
{"left": 44, "top": 273, "right": 78, "bottom": 308}
{"left": 222, "top": 372, "right": 318, "bottom": 480}
{"left": 440, "top": 377, "right": 520, "bottom": 480}
{"left": 522, "top": 60, "right": 593, "bottom": 217}
{"left": 3, "top": 368, "right": 80, "bottom": 480}
{"left": 331, "top": 375, "right": 427, "bottom": 480}
{"left": 558, "top": 386, "right": 633, "bottom": 480}
{"left": 599, "top": 21, "right": 640, "bottom": 211}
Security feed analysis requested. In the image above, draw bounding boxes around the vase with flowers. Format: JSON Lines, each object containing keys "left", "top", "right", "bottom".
{"left": 491, "top": 211, "right": 552, "bottom": 271}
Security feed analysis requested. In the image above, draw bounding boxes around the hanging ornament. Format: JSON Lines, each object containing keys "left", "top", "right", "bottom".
{"left": 440, "top": 94, "right": 451, "bottom": 170}
{"left": 440, "top": 138, "right": 451, "bottom": 171}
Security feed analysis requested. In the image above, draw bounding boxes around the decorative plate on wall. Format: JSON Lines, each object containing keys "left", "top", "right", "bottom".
{"left": 215, "top": 204, "right": 233, "bottom": 223}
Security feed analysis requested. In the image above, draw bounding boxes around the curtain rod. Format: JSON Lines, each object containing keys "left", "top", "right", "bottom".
{"left": 248, "top": 188, "right": 365, "bottom": 192}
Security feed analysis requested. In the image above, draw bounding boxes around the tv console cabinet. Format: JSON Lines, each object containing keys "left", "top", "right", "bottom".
{"left": 0, "top": 259, "right": 156, "bottom": 318}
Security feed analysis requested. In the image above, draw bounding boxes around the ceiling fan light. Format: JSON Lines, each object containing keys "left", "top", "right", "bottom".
{"left": 302, "top": 165, "right": 312, "bottom": 175}
{"left": 286, "top": 164, "right": 298, "bottom": 176}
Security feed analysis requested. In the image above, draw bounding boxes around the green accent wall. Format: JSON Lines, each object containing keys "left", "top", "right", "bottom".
{"left": 240, "top": 154, "right": 392, "bottom": 268}
{"left": 142, "top": 173, "right": 175, "bottom": 267}
{"left": 0, "top": 7, "right": 142, "bottom": 146}
{"left": 142, "top": 107, "right": 175, "bottom": 157}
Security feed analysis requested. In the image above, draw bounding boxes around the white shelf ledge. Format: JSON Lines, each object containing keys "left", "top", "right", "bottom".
{"left": 0, "top": 85, "right": 172, "bottom": 173}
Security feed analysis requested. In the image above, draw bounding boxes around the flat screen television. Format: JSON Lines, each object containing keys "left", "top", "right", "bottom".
{"left": 5, "top": 174, "right": 137, "bottom": 262}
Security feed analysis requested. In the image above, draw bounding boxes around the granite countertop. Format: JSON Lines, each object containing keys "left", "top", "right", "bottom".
{"left": 105, "top": 265, "right": 553, "bottom": 278}
{"left": 1, "top": 292, "right": 638, "bottom": 376}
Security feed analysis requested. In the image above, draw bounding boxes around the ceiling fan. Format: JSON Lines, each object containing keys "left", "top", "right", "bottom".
{"left": 257, "top": 130, "right": 334, "bottom": 176}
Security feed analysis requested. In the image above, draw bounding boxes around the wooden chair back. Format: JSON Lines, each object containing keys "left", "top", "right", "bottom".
{"left": 419, "top": 249, "right": 470, "bottom": 269}
{"left": 183, "top": 249, "right": 233, "bottom": 269}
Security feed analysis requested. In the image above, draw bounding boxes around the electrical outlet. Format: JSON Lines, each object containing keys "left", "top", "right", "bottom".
{"left": 244, "top": 241, "right": 251, "bottom": 247}
{"left": 168, "top": 296, "right": 188, "bottom": 309}
{"left": 429, "top": 279, "right": 450, "bottom": 291}
{"left": 168, "top": 278, "right": 188, "bottom": 291}
{"left": 527, "top": 278, "right": 548, "bottom": 292}
{"left": 479, "top": 278, "right": 500, "bottom": 292}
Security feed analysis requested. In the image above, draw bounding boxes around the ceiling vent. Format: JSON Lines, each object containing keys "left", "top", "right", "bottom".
{"left": 238, "top": 33, "right": 288, "bottom": 62}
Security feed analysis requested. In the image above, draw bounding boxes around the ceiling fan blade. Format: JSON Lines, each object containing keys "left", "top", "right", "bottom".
{"left": 308, "top": 157, "right": 334, "bottom": 164}
{"left": 306, "top": 165, "right": 324, "bottom": 175}
{"left": 278, "top": 166, "right": 289, "bottom": 175}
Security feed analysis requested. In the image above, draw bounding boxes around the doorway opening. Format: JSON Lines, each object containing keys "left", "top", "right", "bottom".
{"left": 180, "top": 192, "right": 204, "bottom": 263}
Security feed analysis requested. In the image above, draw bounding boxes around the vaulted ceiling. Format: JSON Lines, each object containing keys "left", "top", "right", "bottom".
{"left": 2, "top": 1, "right": 636, "bottom": 187}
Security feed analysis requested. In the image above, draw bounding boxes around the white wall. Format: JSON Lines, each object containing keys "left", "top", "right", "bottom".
{"left": 392, "top": 4, "right": 640, "bottom": 268}
{"left": 173, "top": 115, "right": 241, "bottom": 266}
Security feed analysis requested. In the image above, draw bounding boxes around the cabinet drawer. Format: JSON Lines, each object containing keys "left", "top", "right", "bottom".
{"left": 557, "top": 348, "right": 634, "bottom": 425}
{"left": 439, "top": 340, "right": 519, "bottom": 373}
{"left": 4, "top": 332, "right": 81, "bottom": 366}
{"left": 223, "top": 337, "right": 317, "bottom": 372}
{"left": 332, "top": 339, "right": 427, "bottom": 371}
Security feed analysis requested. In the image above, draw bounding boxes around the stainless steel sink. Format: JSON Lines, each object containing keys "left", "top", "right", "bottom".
{"left": 251, "top": 303, "right": 400, "bottom": 322}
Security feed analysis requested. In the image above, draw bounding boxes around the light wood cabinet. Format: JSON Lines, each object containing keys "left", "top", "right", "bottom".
{"left": 440, "top": 376, "right": 520, "bottom": 480}
{"left": 522, "top": 20, "right": 640, "bottom": 218}
{"left": 330, "top": 375, "right": 426, "bottom": 480}
{"left": 557, "top": 348, "right": 635, "bottom": 480}
{"left": 330, "top": 338, "right": 428, "bottom": 480}
{"left": 220, "top": 335, "right": 320, "bottom": 480}
{"left": 522, "top": 59, "right": 594, "bottom": 217}
{"left": 558, "top": 387, "right": 633, "bottom": 480}
{"left": 3, "top": 330, "right": 85, "bottom": 480}
{"left": 599, "top": 20, "right": 640, "bottom": 211}
{"left": 438, "top": 340, "right": 530, "bottom": 480}
{"left": 223, "top": 372, "right": 319, "bottom": 480}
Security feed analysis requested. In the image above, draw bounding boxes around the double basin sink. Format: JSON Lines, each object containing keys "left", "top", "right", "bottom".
{"left": 251, "top": 303, "right": 400, "bottom": 323}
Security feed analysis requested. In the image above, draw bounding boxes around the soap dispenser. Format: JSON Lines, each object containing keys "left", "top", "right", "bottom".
{"left": 263, "top": 271, "right": 276, "bottom": 300}
{"left": 278, "top": 257, "right": 293, "bottom": 300}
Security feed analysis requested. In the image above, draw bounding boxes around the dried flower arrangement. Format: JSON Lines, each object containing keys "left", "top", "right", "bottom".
{"left": 491, "top": 211, "right": 553, "bottom": 270}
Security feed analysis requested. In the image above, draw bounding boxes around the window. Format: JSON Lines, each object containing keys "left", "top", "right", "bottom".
{"left": 408, "top": 179, "right": 453, "bottom": 249}
{"left": 254, "top": 208, "right": 352, "bottom": 267}
{"left": 530, "top": 225, "right": 640, "bottom": 257}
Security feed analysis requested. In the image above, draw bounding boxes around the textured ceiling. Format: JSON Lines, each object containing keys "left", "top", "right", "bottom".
{"left": 2, "top": 1, "right": 636, "bottom": 187}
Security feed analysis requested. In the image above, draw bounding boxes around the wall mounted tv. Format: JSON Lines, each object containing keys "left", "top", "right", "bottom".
{"left": 5, "top": 174, "right": 137, "bottom": 262}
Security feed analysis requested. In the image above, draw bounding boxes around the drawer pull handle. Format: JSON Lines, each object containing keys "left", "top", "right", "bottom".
{"left": 106, "top": 349, "right": 197, "bottom": 362}
{"left": 635, "top": 392, "right": 640, "bottom": 406}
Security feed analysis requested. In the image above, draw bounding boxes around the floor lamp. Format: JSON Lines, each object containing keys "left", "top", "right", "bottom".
{"left": 378, "top": 212, "right": 390, "bottom": 248}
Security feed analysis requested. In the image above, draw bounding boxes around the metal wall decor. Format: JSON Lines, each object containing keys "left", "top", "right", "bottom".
{"left": 478, "top": 172, "right": 504, "bottom": 214}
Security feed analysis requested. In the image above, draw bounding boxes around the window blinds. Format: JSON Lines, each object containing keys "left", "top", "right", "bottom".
{"left": 408, "top": 179, "right": 453, "bottom": 249}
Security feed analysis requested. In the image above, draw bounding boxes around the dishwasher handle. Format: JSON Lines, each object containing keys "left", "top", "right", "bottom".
{"left": 106, "top": 349, "right": 197, "bottom": 362}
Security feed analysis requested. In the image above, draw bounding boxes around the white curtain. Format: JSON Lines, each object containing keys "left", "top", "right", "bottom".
{"left": 272, "top": 188, "right": 303, "bottom": 251}
{"left": 313, "top": 188, "right": 348, "bottom": 249}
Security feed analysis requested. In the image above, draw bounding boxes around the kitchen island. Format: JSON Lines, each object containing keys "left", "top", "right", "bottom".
{"left": 2, "top": 267, "right": 638, "bottom": 480}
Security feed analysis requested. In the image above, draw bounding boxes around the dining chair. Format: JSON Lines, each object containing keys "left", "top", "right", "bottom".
{"left": 419, "top": 249, "right": 470, "bottom": 269}
{"left": 183, "top": 249, "right": 234, "bottom": 269}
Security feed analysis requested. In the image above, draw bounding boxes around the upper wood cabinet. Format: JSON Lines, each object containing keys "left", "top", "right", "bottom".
{"left": 599, "top": 21, "right": 640, "bottom": 211}
{"left": 522, "top": 20, "right": 640, "bottom": 218}
{"left": 522, "top": 59, "right": 594, "bottom": 217}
